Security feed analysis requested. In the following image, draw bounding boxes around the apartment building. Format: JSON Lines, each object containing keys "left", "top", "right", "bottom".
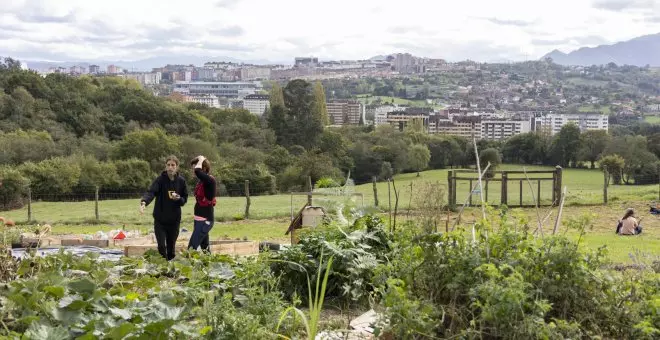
{"left": 387, "top": 110, "right": 429, "bottom": 131}
{"left": 173, "top": 81, "right": 259, "bottom": 98}
{"left": 239, "top": 67, "right": 271, "bottom": 81}
{"left": 372, "top": 104, "right": 401, "bottom": 125}
{"left": 196, "top": 68, "right": 215, "bottom": 80}
{"left": 534, "top": 113, "right": 608, "bottom": 135}
{"left": 89, "top": 65, "right": 100, "bottom": 74}
{"left": 327, "top": 100, "right": 364, "bottom": 125}
{"left": 184, "top": 94, "right": 220, "bottom": 108}
{"left": 481, "top": 119, "right": 532, "bottom": 140}
{"left": 432, "top": 116, "right": 482, "bottom": 139}
{"left": 107, "top": 65, "right": 121, "bottom": 74}
{"left": 242, "top": 94, "right": 270, "bottom": 115}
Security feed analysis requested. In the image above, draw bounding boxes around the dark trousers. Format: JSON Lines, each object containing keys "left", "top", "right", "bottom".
{"left": 154, "top": 221, "right": 180, "bottom": 260}
{"left": 188, "top": 219, "right": 214, "bottom": 251}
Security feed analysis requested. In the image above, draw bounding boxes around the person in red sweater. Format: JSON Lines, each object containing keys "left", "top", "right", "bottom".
{"left": 188, "top": 155, "right": 217, "bottom": 251}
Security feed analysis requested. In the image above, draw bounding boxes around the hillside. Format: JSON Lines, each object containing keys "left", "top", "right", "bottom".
{"left": 543, "top": 33, "right": 660, "bottom": 66}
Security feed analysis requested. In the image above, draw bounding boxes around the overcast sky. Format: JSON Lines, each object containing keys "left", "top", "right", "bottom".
{"left": 1, "top": 0, "right": 659, "bottom": 63}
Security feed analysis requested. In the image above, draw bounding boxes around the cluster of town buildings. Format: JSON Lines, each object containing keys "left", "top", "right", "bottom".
{"left": 42, "top": 53, "right": 475, "bottom": 83}
{"left": 38, "top": 55, "right": 611, "bottom": 140}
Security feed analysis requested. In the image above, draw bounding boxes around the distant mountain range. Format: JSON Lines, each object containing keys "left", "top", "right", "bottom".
{"left": 542, "top": 33, "right": 660, "bottom": 67}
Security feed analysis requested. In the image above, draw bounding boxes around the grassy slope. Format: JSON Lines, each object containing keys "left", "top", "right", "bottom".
{"left": 644, "top": 115, "right": 660, "bottom": 124}
{"left": 2, "top": 165, "right": 658, "bottom": 262}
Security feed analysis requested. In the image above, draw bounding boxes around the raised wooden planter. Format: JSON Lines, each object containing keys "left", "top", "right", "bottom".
{"left": 123, "top": 240, "right": 259, "bottom": 257}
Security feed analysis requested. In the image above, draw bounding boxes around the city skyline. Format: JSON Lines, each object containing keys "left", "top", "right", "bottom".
{"left": 1, "top": 0, "right": 660, "bottom": 64}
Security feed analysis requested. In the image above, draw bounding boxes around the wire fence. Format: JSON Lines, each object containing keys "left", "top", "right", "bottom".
{"left": 0, "top": 179, "right": 363, "bottom": 225}
{"left": 1, "top": 172, "right": 658, "bottom": 226}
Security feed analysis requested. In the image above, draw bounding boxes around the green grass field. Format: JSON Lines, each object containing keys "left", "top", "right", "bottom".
{"left": 2, "top": 164, "right": 658, "bottom": 263}
{"left": 355, "top": 94, "right": 430, "bottom": 107}
{"left": 578, "top": 104, "right": 611, "bottom": 114}
{"left": 644, "top": 115, "right": 660, "bottom": 124}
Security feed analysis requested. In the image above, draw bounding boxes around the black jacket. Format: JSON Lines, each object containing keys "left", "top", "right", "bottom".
{"left": 193, "top": 168, "right": 216, "bottom": 221}
{"left": 141, "top": 171, "right": 188, "bottom": 224}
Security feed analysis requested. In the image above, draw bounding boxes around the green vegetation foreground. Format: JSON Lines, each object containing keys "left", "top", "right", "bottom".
{"left": 0, "top": 214, "right": 658, "bottom": 339}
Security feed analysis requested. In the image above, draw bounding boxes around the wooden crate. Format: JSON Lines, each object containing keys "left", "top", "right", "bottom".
{"left": 113, "top": 236, "right": 155, "bottom": 247}
{"left": 20, "top": 237, "right": 61, "bottom": 247}
{"left": 82, "top": 239, "right": 110, "bottom": 248}
{"left": 61, "top": 238, "right": 83, "bottom": 246}
{"left": 124, "top": 240, "right": 259, "bottom": 257}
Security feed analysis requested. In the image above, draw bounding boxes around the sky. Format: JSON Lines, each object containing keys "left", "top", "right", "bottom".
{"left": 1, "top": 0, "right": 659, "bottom": 64}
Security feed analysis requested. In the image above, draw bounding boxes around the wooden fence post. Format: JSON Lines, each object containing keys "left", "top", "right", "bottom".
{"left": 27, "top": 185, "right": 32, "bottom": 223}
{"left": 306, "top": 176, "right": 313, "bottom": 206}
{"left": 447, "top": 170, "right": 454, "bottom": 209}
{"left": 537, "top": 180, "right": 541, "bottom": 207}
{"left": 603, "top": 168, "right": 608, "bottom": 205}
{"left": 244, "top": 180, "right": 251, "bottom": 219}
{"left": 553, "top": 166, "right": 563, "bottom": 207}
{"left": 469, "top": 179, "right": 473, "bottom": 206}
{"left": 501, "top": 172, "right": 508, "bottom": 206}
{"left": 95, "top": 186, "right": 100, "bottom": 221}
{"left": 387, "top": 179, "right": 392, "bottom": 230}
{"left": 372, "top": 176, "right": 379, "bottom": 207}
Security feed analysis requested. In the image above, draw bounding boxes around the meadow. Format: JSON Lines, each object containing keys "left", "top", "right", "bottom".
{"left": 2, "top": 164, "right": 658, "bottom": 263}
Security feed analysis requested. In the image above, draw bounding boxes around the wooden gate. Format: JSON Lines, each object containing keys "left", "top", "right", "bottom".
{"left": 447, "top": 166, "right": 562, "bottom": 208}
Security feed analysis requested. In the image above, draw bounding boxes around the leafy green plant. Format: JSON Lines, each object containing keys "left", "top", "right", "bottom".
{"left": 276, "top": 251, "right": 334, "bottom": 340}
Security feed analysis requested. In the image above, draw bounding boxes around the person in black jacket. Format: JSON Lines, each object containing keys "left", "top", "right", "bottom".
{"left": 140, "top": 155, "right": 188, "bottom": 260}
{"left": 188, "top": 155, "right": 217, "bottom": 252}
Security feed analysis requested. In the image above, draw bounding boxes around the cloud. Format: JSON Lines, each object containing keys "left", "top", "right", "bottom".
{"left": 198, "top": 42, "right": 254, "bottom": 52}
{"left": 533, "top": 35, "right": 609, "bottom": 46}
{"left": 592, "top": 0, "right": 655, "bottom": 11}
{"left": 215, "top": 0, "right": 241, "bottom": 9}
{"left": 211, "top": 25, "right": 245, "bottom": 37}
{"left": 15, "top": 12, "right": 76, "bottom": 24}
{"left": 485, "top": 17, "right": 535, "bottom": 27}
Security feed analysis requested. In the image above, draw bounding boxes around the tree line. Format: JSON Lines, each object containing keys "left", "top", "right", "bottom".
{"left": 1, "top": 58, "right": 659, "bottom": 209}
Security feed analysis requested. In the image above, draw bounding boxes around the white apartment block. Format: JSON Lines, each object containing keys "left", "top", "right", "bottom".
{"left": 481, "top": 120, "right": 532, "bottom": 140}
{"left": 432, "top": 118, "right": 482, "bottom": 139}
{"left": 242, "top": 94, "right": 270, "bottom": 115}
{"left": 173, "top": 81, "right": 259, "bottom": 98}
{"left": 534, "top": 113, "right": 608, "bottom": 135}
{"left": 196, "top": 68, "right": 215, "bottom": 80}
{"left": 327, "top": 100, "right": 365, "bottom": 125}
{"left": 374, "top": 105, "right": 399, "bottom": 125}
{"left": 240, "top": 67, "right": 271, "bottom": 81}
{"left": 185, "top": 95, "right": 220, "bottom": 108}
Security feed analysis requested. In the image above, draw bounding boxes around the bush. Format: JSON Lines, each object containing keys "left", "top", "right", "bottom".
{"left": 0, "top": 166, "right": 29, "bottom": 210}
{"left": 315, "top": 177, "right": 340, "bottom": 188}
{"left": 112, "top": 158, "right": 154, "bottom": 192}
{"left": 19, "top": 157, "right": 81, "bottom": 197}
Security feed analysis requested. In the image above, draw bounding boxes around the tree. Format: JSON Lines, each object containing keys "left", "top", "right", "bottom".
{"left": 112, "top": 128, "right": 181, "bottom": 171}
{"left": 408, "top": 144, "right": 431, "bottom": 176}
{"left": 579, "top": 130, "right": 610, "bottom": 169}
{"left": 282, "top": 79, "right": 323, "bottom": 149}
{"left": 312, "top": 81, "right": 329, "bottom": 126}
{"left": 600, "top": 154, "right": 625, "bottom": 185}
{"left": 551, "top": 123, "right": 582, "bottom": 167}
{"left": 479, "top": 148, "right": 501, "bottom": 178}
{"left": 269, "top": 83, "right": 285, "bottom": 108}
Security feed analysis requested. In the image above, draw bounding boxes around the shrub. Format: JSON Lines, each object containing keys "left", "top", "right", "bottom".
{"left": 0, "top": 166, "right": 29, "bottom": 210}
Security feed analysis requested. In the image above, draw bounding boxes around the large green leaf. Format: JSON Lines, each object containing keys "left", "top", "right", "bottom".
{"left": 109, "top": 307, "right": 132, "bottom": 320}
{"left": 22, "top": 323, "right": 70, "bottom": 340}
{"left": 43, "top": 286, "right": 66, "bottom": 299}
{"left": 208, "top": 263, "right": 235, "bottom": 280}
{"left": 104, "top": 322, "right": 136, "bottom": 340}
{"left": 68, "top": 278, "right": 97, "bottom": 297}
